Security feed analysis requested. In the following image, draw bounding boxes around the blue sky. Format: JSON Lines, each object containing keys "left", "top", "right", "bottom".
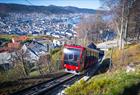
{"left": 0, "top": 0, "right": 101, "bottom": 9}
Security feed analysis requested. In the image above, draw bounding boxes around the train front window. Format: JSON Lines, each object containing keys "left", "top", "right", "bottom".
{"left": 63, "top": 48, "right": 81, "bottom": 66}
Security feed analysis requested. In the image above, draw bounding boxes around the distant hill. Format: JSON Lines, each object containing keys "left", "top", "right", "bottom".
{"left": 0, "top": 3, "right": 99, "bottom": 15}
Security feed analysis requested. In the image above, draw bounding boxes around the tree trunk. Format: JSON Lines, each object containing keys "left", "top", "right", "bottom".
{"left": 84, "top": 31, "right": 88, "bottom": 46}
{"left": 22, "top": 62, "right": 29, "bottom": 77}
{"left": 119, "top": 1, "right": 125, "bottom": 50}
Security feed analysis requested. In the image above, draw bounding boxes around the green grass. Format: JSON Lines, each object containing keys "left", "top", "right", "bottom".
{"left": 65, "top": 44, "right": 140, "bottom": 95}
{"left": 29, "top": 70, "right": 40, "bottom": 77}
{"left": 0, "top": 64, "right": 26, "bottom": 83}
{"left": 112, "top": 44, "right": 140, "bottom": 66}
{"left": 51, "top": 48, "right": 61, "bottom": 55}
{"left": 0, "top": 34, "right": 17, "bottom": 40}
{"left": 28, "top": 35, "right": 55, "bottom": 41}
{"left": 51, "top": 48, "right": 62, "bottom": 64}
{"left": 0, "top": 34, "right": 56, "bottom": 42}
{"left": 65, "top": 67, "right": 140, "bottom": 95}
{"left": 0, "top": 47, "right": 62, "bottom": 82}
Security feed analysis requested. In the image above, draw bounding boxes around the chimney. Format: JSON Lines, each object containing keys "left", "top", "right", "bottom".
{"left": 12, "top": 38, "right": 15, "bottom": 43}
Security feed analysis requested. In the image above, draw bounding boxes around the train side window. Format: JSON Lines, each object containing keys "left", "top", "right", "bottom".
{"left": 92, "top": 52, "right": 94, "bottom": 57}
{"left": 96, "top": 52, "right": 98, "bottom": 58}
{"left": 92, "top": 52, "right": 94, "bottom": 56}
{"left": 89, "top": 51, "right": 91, "bottom": 56}
{"left": 88, "top": 51, "right": 90, "bottom": 56}
{"left": 80, "top": 51, "right": 84, "bottom": 64}
{"left": 95, "top": 52, "right": 97, "bottom": 58}
{"left": 84, "top": 50, "right": 88, "bottom": 63}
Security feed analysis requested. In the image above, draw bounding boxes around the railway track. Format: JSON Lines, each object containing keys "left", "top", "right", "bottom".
{"left": 10, "top": 63, "right": 100, "bottom": 95}
{"left": 45, "top": 63, "right": 99, "bottom": 95}
{"left": 10, "top": 73, "right": 76, "bottom": 95}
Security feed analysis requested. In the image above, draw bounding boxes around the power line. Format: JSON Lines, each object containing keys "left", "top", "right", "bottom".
{"left": 25, "top": 0, "right": 33, "bottom": 5}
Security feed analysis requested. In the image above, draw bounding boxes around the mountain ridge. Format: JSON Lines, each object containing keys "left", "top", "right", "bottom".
{"left": 0, "top": 3, "right": 101, "bottom": 15}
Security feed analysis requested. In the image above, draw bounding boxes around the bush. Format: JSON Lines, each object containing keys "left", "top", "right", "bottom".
{"left": 51, "top": 48, "right": 61, "bottom": 55}
{"left": 51, "top": 50, "right": 63, "bottom": 71}
{"left": 65, "top": 44, "right": 140, "bottom": 95}
{"left": 0, "top": 64, "right": 26, "bottom": 83}
{"left": 65, "top": 68, "right": 140, "bottom": 95}
{"left": 51, "top": 48, "right": 62, "bottom": 64}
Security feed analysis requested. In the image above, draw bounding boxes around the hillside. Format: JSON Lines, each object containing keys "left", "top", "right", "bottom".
{"left": 0, "top": 3, "right": 98, "bottom": 15}
{"left": 65, "top": 44, "right": 140, "bottom": 95}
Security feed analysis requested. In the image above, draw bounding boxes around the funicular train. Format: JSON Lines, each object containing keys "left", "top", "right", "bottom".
{"left": 62, "top": 44, "right": 104, "bottom": 74}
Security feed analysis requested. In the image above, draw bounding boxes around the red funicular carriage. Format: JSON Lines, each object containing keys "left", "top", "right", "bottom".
{"left": 62, "top": 44, "right": 99, "bottom": 75}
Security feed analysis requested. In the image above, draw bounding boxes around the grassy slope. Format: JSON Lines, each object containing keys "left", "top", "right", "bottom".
{"left": 0, "top": 48, "right": 63, "bottom": 95}
{"left": 112, "top": 44, "right": 140, "bottom": 66}
{"left": 65, "top": 44, "right": 140, "bottom": 95}
{"left": 0, "top": 34, "right": 55, "bottom": 41}
{"left": 65, "top": 69, "right": 140, "bottom": 95}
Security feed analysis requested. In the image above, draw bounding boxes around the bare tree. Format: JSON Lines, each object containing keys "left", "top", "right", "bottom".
{"left": 76, "top": 13, "right": 107, "bottom": 46}
{"left": 10, "top": 49, "right": 30, "bottom": 77}
{"left": 100, "top": 0, "right": 135, "bottom": 49}
{"left": 37, "top": 54, "right": 51, "bottom": 74}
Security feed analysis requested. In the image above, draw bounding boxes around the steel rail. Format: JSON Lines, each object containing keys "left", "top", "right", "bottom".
{"left": 10, "top": 73, "right": 72, "bottom": 95}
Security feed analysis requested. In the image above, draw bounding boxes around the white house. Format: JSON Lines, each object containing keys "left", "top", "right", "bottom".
{"left": 0, "top": 51, "right": 14, "bottom": 70}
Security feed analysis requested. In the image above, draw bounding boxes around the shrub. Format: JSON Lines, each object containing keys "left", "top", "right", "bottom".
{"left": 51, "top": 48, "right": 61, "bottom": 55}
{"left": 65, "top": 68, "right": 140, "bottom": 95}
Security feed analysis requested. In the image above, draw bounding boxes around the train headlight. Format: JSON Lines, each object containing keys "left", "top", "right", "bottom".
{"left": 63, "top": 48, "right": 70, "bottom": 53}
{"left": 76, "top": 67, "right": 78, "bottom": 69}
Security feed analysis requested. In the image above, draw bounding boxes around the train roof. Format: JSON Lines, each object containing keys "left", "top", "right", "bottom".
{"left": 64, "top": 44, "right": 99, "bottom": 53}
{"left": 64, "top": 44, "right": 85, "bottom": 49}
{"left": 87, "top": 42, "right": 97, "bottom": 49}
{"left": 86, "top": 47, "right": 99, "bottom": 53}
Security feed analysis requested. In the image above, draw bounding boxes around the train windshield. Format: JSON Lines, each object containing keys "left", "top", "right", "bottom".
{"left": 63, "top": 48, "right": 81, "bottom": 66}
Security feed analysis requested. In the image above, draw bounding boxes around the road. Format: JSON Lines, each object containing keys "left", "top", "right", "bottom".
{"left": 97, "top": 39, "right": 130, "bottom": 50}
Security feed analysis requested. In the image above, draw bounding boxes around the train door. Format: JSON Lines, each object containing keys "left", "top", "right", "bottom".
{"left": 84, "top": 50, "right": 90, "bottom": 68}
{"left": 96, "top": 52, "right": 99, "bottom": 63}
{"left": 94, "top": 51, "right": 98, "bottom": 63}
{"left": 80, "top": 50, "right": 86, "bottom": 71}
{"left": 93, "top": 51, "right": 96, "bottom": 64}
{"left": 90, "top": 51, "right": 93, "bottom": 65}
{"left": 91, "top": 52, "right": 94, "bottom": 64}
{"left": 84, "top": 50, "right": 87, "bottom": 68}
